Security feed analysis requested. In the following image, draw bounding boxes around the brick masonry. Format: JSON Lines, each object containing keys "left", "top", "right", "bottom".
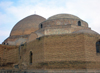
{"left": 18, "top": 33, "right": 100, "bottom": 70}
{"left": 0, "top": 45, "right": 18, "bottom": 69}
{"left": 1, "top": 14, "right": 100, "bottom": 71}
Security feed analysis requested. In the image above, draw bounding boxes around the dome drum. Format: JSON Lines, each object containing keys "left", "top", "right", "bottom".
{"left": 39, "top": 19, "right": 88, "bottom": 29}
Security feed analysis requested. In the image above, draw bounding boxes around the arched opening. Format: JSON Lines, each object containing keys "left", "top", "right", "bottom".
{"left": 78, "top": 21, "right": 81, "bottom": 26}
{"left": 30, "top": 51, "right": 33, "bottom": 64}
{"left": 41, "top": 24, "right": 43, "bottom": 28}
{"left": 96, "top": 41, "right": 100, "bottom": 53}
{"left": 3, "top": 42, "right": 5, "bottom": 45}
{"left": 7, "top": 43, "right": 8, "bottom": 45}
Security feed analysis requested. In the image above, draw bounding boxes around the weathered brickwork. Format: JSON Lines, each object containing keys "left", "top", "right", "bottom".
{"left": 43, "top": 34, "right": 85, "bottom": 62}
{"left": 1, "top": 33, "right": 100, "bottom": 70}
{"left": 0, "top": 45, "right": 18, "bottom": 69}
{"left": 18, "top": 33, "right": 100, "bottom": 70}
{"left": 84, "top": 34, "right": 100, "bottom": 62}
{"left": 41, "top": 19, "right": 88, "bottom": 28}
{"left": 43, "top": 24, "right": 90, "bottom": 35}
{"left": 19, "top": 38, "right": 44, "bottom": 69}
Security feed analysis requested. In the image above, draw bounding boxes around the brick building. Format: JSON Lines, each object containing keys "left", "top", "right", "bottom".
{"left": 0, "top": 13, "right": 100, "bottom": 71}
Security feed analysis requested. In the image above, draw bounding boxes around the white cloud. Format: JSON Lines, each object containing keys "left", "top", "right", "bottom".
{"left": 0, "top": 30, "right": 10, "bottom": 36}
{"left": 0, "top": 13, "right": 7, "bottom": 25}
{"left": 0, "top": 30, "right": 10, "bottom": 44}
{"left": 0, "top": 1, "right": 13, "bottom": 8}
{"left": 65, "top": 0, "right": 100, "bottom": 33}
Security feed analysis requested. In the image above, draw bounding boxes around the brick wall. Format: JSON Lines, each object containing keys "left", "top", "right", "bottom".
{"left": 0, "top": 45, "right": 19, "bottom": 69}
{"left": 20, "top": 33, "right": 100, "bottom": 69}
{"left": 44, "top": 34, "right": 85, "bottom": 62}
{"left": 20, "top": 38, "right": 44, "bottom": 69}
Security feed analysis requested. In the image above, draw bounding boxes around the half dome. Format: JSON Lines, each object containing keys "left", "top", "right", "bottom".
{"left": 10, "top": 14, "right": 46, "bottom": 36}
{"left": 73, "top": 29, "right": 99, "bottom": 35}
{"left": 48, "top": 14, "right": 81, "bottom": 20}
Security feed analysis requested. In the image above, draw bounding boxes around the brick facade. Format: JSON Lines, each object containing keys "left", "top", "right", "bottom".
{"left": 18, "top": 33, "right": 100, "bottom": 70}
{"left": 1, "top": 14, "right": 100, "bottom": 71}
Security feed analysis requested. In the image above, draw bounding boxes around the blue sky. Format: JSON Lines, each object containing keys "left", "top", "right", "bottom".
{"left": 0, "top": 0, "right": 100, "bottom": 44}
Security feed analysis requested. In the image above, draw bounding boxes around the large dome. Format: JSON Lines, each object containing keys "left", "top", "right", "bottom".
{"left": 10, "top": 14, "right": 46, "bottom": 36}
{"left": 48, "top": 14, "right": 81, "bottom": 20}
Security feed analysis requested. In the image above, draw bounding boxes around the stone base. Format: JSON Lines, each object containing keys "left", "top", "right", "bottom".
{"left": 0, "top": 69, "right": 100, "bottom": 73}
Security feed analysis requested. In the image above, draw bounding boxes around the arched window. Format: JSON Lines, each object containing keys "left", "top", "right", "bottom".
{"left": 41, "top": 24, "right": 43, "bottom": 28}
{"left": 30, "top": 51, "right": 33, "bottom": 64}
{"left": 78, "top": 21, "right": 81, "bottom": 26}
{"left": 7, "top": 43, "right": 8, "bottom": 45}
{"left": 96, "top": 41, "right": 100, "bottom": 53}
{"left": 4, "top": 42, "right": 5, "bottom": 45}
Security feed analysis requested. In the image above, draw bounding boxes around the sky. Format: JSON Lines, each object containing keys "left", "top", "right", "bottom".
{"left": 0, "top": 0, "right": 100, "bottom": 44}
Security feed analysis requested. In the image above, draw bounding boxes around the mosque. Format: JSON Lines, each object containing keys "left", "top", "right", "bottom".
{"left": 0, "top": 13, "right": 100, "bottom": 71}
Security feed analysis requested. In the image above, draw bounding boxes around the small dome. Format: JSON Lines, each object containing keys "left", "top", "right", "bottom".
{"left": 48, "top": 14, "right": 81, "bottom": 20}
{"left": 73, "top": 29, "right": 99, "bottom": 35}
{"left": 10, "top": 14, "right": 46, "bottom": 36}
{"left": 27, "top": 32, "right": 38, "bottom": 43}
